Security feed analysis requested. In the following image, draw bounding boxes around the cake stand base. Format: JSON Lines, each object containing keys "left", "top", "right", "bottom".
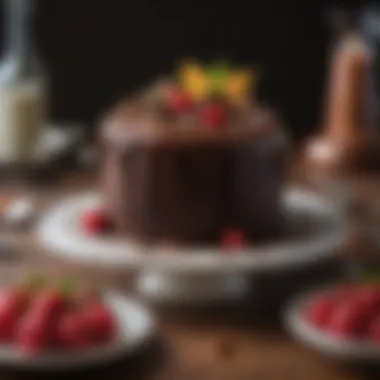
{"left": 136, "top": 271, "right": 249, "bottom": 303}
{"left": 36, "top": 187, "right": 345, "bottom": 304}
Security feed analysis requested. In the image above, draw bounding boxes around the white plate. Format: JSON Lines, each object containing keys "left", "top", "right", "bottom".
{"left": 36, "top": 187, "right": 345, "bottom": 275}
{"left": 284, "top": 286, "right": 380, "bottom": 362}
{"left": 0, "top": 292, "right": 155, "bottom": 370}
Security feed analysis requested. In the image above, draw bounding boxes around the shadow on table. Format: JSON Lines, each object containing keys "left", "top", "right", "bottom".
{"left": 0, "top": 337, "right": 167, "bottom": 380}
{"left": 348, "top": 363, "right": 380, "bottom": 380}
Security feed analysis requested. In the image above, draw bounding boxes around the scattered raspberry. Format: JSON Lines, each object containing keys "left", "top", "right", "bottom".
{"left": 305, "top": 295, "right": 335, "bottom": 328}
{"left": 0, "top": 274, "right": 117, "bottom": 356}
{"left": 16, "top": 313, "right": 50, "bottom": 354}
{"left": 328, "top": 303, "right": 366, "bottom": 338}
{"left": 82, "top": 210, "right": 110, "bottom": 235}
{"left": 221, "top": 228, "right": 246, "bottom": 252}
{"left": 353, "top": 285, "right": 380, "bottom": 311}
{"left": 82, "top": 302, "right": 116, "bottom": 343}
{"left": 370, "top": 317, "right": 380, "bottom": 342}
{"left": 0, "top": 289, "right": 29, "bottom": 341}
{"left": 30, "top": 290, "right": 67, "bottom": 321}
{"left": 305, "top": 283, "right": 380, "bottom": 341}
{"left": 57, "top": 311, "right": 91, "bottom": 350}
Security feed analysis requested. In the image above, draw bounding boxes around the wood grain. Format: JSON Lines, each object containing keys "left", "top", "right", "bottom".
{"left": 0, "top": 169, "right": 373, "bottom": 380}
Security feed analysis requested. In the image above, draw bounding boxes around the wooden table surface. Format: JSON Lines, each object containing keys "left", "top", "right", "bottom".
{"left": 0, "top": 169, "right": 379, "bottom": 380}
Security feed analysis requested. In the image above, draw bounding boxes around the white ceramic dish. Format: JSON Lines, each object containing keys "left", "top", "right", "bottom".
{"left": 284, "top": 286, "right": 380, "bottom": 362}
{"left": 36, "top": 186, "right": 346, "bottom": 302}
{"left": 0, "top": 291, "right": 155, "bottom": 370}
{"left": 36, "top": 187, "right": 345, "bottom": 274}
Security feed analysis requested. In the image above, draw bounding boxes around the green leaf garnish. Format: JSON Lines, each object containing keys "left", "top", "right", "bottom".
{"left": 356, "top": 268, "right": 380, "bottom": 284}
{"left": 58, "top": 277, "right": 77, "bottom": 297}
{"left": 24, "top": 273, "right": 47, "bottom": 292}
{"left": 208, "top": 60, "right": 231, "bottom": 94}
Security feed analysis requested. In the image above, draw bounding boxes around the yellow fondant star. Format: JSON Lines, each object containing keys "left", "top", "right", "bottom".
{"left": 225, "top": 69, "right": 256, "bottom": 105}
{"left": 178, "top": 60, "right": 257, "bottom": 104}
{"left": 178, "top": 61, "right": 210, "bottom": 102}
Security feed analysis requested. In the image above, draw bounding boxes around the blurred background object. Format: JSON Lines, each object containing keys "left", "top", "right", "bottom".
{"left": 305, "top": 7, "right": 379, "bottom": 174}
{"left": 17, "top": 0, "right": 338, "bottom": 139}
{"left": 0, "top": 0, "right": 84, "bottom": 180}
{"left": 0, "top": 0, "right": 47, "bottom": 163}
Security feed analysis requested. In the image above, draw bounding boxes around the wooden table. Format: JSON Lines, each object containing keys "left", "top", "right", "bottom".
{"left": 0, "top": 170, "right": 377, "bottom": 380}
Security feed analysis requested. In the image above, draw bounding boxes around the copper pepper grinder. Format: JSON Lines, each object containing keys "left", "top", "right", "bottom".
{"left": 305, "top": 11, "right": 377, "bottom": 174}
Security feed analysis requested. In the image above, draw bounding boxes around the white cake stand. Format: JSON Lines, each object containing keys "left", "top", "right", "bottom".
{"left": 35, "top": 187, "right": 346, "bottom": 303}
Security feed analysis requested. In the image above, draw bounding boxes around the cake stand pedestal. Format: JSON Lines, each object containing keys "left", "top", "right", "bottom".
{"left": 136, "top": 271, "right": 249, "bottom": 302}
{"left": 35, "top": 187, "right": 346, "bottom": 304}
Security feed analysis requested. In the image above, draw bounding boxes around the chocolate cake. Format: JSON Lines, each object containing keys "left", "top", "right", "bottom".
{"left": 101, "top": 61, "right": 289, "bottom": 244}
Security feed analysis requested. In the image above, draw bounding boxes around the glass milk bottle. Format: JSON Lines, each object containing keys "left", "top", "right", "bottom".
{"left": 0, "top": 0, "right": 47, "bottom": 163}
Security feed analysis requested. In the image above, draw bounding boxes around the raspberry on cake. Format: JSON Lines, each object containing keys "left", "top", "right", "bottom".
{"left": 100, "top": 60, "right": 289, "bottom": 245}
{"left": 82, "top": 210, "right": 110, "bottom": 236}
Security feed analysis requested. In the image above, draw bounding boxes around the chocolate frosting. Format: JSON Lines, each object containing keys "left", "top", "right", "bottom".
{"left": 101, "top": 96, "right": 288, "bottom": 244}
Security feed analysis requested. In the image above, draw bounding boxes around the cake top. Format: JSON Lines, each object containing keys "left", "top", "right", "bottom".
{"left": 173, "top": 59, "right": 256, "bottom": 106}
{"left": 102, "top": 60, "right": 285, "bottom": 146}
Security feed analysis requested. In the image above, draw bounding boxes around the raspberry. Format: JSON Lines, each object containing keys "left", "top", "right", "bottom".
{"left": 82, "top": 210, "right": 110, "bottom": 235}
{"left": 200, "top": 102, "right": 227, "bottom": 129}
{"left": 221, "top": 228, "right": 246, "bottom": 252}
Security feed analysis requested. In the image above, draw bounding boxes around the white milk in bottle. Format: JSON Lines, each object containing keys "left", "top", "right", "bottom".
{"left": 0, "top": 81, "right": 45, "bottom": 161}
{"left": 0, "top": 0, "right": 47, "bottom": 163}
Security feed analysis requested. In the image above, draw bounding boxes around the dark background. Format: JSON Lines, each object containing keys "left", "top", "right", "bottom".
{"left": 3, "top": 0, "right": 365, "bottom": 139}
